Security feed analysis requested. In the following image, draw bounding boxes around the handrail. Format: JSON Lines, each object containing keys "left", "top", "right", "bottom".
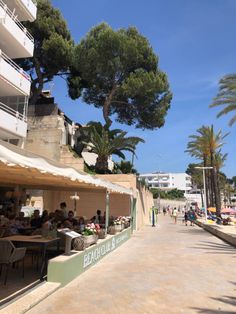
{"left": 0, "top": 0, "right": 34, "bottom": 42}
{"left": 0, "top": 50, "right": 31, "bottom": 81}
{"left": 0, "top": 101, "right": 26, "bottom": 122}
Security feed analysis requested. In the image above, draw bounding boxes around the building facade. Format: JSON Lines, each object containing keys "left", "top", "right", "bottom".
{"left": 25, "top": 92, "right": 114, "bottom": 171}
{"left": 0, "top": 0, "right": 37, "bottom": 148}
{"left": 139, "top": 172, "right": 192, "bottom": 193}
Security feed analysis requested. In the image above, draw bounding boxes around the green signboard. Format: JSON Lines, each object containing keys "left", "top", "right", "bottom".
{"left": 48, "top": 228, "right": 132, "bottom": 286}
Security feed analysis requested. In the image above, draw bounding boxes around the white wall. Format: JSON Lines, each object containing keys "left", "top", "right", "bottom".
{"left": 0, "top": 108, "right": 27, "bottom": 138}
{"left": 0, "top": 5, "right": 34, "bottom": 58}
{"left": 139, "top": 172, "right": 192, "bottom": 192}
{"left": 0, "top": 56, "right": 31, "bottom": 96}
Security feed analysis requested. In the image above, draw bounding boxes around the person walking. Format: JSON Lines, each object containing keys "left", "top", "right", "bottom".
{"left": 184, "top": 211, "right": 189, "bottom": 226}
{"left": 172, "top": 207, "right": 178, "bottom": 224}
{"left": 163, "top": 207, "right": 167, "bottom": 216}
{"left": 189, "top": 207, "right": 196, "bottom": 226}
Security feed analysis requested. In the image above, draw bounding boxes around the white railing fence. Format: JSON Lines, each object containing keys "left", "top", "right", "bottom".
{"left": 0, "top": 101, "right": 26, "bottom": 122}
{"left": 0, "top": 0, "right": 34, "bottom": 42}
{"left": 0, "top": 49, "right": 31, "bottom": 81}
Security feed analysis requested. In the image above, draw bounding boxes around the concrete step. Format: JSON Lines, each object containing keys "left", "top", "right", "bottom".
{"left": 1, "top": 282, "right": 61, "bottom": 314}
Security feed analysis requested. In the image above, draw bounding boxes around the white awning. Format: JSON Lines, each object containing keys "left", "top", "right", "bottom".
{"left": 0, "top": 140, "right": 133, "bottom": 195}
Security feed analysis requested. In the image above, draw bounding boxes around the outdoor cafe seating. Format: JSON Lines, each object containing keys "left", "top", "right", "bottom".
{"left": 0, "top": 240, "right": 26, "bottom": 285}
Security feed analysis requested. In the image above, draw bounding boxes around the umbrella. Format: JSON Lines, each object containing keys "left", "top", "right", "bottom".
{"left": 208, "top": 207, "right": 216, "bottom": 213}
{"left": 221, "top": 208, "right": 236, "bottom": 215}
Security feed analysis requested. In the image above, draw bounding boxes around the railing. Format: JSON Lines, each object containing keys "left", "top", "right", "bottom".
{"left": 0, "top": 101, "right": 26, "bottom": 122}
{"left": 0, "top": 0, "right": 34, "bottom": 42}
{"left": 0, "top": 50, "right": 31, "bottom": 81}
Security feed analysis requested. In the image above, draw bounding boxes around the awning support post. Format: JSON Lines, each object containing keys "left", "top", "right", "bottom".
{"left": 105, "top": 190, "right": 110, "bottom": 235}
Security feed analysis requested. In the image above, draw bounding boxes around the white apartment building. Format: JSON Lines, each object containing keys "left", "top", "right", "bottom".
{"left": 0, "top": 0, "right": 37, "bottom": 148}
{"left": 139, "top": 172, "right": 192, "bottom": 193}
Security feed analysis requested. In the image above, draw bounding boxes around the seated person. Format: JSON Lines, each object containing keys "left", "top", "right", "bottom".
{"left": 91, "top": 210, "right": 102, "bottom": 224}
{"left": 60, "top": 202, "right": 68, "bottom": 218}
{"left": 0, "top": 210, "right": 9, "bottom": 226}
{"left": 30, "top": 209, "right": 42, "bottom": 229}
{"left": 41, "top": 210, "right": 49, "bottom": 223}
{"left": 8, "top": 214, "right": 24, "bottom": 235}
{"left": 77, "top": 216, "right": 85, "bottom": 232}
{"left": 67, "top": 211, "right": 78, "bottom": 226}
{"left": 42, "top": 216, "right": 52, "bottom": 230}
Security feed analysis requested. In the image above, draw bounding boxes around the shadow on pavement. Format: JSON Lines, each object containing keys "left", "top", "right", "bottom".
{"left": 190, "top": 307, "right": 235, "bottom": 313}
{"left": 189, "top": 240, "right": 236, "bottom": 255}
{"left": 190, "top": 281, "right": 236, "bottom": 313}
{"left": 177, "top": 228, "right": 207, "bottom": 235}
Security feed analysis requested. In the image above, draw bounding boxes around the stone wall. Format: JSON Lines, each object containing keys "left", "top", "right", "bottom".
{"left": 25, "top": 115, "right": 62, "bottom": 161}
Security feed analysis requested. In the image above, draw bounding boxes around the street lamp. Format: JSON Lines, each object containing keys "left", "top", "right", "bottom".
{"left": 70, "top": 192, "right": 80, "bottom": 214}
{"left": 195, "top": 166, "right": 213, "bottom": 221}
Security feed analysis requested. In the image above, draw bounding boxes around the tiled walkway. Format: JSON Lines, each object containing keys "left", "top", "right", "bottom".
{"left": 27, "top": 215, "right": 236, "bottom": 313}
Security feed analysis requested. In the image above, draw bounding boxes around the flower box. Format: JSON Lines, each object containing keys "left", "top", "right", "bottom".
{"left": 124, "top": 221, "right": 130, "bottom": 229}
{"left": 107, "top": 226, "right": 117, "bottom": 235}
{"left": 73, "top": 234, "right": 98, "bottom": 251}
{"left": 97, "top": 229, "right": 106, "bottom": 239}
{"left": 114, "top": 224, "right": 124, "bottom": 232}
{"left": 83, "top": 234, "right": 98, "bottom": 247}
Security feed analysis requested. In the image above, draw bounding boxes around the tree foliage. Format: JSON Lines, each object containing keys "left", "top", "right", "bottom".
{"left": 186, "top": 163, "right": 203, "bottom": 189}
{"left": 113, "top": 160, "right": 138, "bottom": 174}
{"left": 150, "top": 188, "right": 184, "bottom": 200}
{"left": 210, "top": 74, "right": 236, "bottom": 126}
{"left": 18, "top": 0, "right": 73, "bottom": 105}
{"left": 79, "top": 122, "right": 144, "bottom": 173}
{"left": 68, "top": 23, "right": 172, "bottom": 128}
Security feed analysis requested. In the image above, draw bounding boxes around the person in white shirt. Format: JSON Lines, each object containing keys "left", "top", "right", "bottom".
{"left": 172, "top": 207, "right": 178, "bottom": 224}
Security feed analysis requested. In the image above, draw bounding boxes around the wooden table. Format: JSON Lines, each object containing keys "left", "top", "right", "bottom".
{"left": 3, "top": 235, "right": 60, "bottom": 280}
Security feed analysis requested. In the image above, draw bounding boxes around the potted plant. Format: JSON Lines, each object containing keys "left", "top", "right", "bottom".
{"left": 113, "top": 217, "right": 124, "bottom": 232}
{"left": 82, "top": 223, "right": 98, "bottom": 248}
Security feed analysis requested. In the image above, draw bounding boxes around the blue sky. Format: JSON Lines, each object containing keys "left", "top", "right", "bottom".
{"left": 50, "top": 0, "right": 236, "bottom": 177}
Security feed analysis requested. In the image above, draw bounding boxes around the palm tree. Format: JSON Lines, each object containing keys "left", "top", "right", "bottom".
{"left": 210, "top": 74, "right": 236, "bottom": 126}
{"left": 186, "top": 128, "right": 211, "bottom": 207}
{"left": 81, "top": 122, "right": 144, "bottom": 173}
{"left": 186, "top": 125, "right": 228, "bottom": 216}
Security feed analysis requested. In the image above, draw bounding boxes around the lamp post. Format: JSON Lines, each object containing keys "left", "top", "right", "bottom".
{"left": 195, "top": 166, "right": 213, "bottom": 221}
{"left": 70, "top": 192, "right": 80, "bottom": 215}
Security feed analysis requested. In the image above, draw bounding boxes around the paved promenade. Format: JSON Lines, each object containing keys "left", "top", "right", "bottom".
{"left": 28, "top": 215, "right": 236, "bottom": 314}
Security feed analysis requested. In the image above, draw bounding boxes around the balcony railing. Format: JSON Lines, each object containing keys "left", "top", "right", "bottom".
{"left": 0, "top": 101, "right": 26, "bottom": 121}
{"left": 0, "top": 0, "right": 34, "bottom": 42}
{"left": 0, "top": 50, "right": 31, "bottom": 81}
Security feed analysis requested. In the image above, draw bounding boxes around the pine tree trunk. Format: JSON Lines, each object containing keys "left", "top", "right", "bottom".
{"left": 102, "top": 85, "right": 117, "bottom": 127}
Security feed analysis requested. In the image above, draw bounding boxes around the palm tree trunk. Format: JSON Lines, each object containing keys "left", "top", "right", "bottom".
{"left": 210, "top": 170, "right": 215, "bottom": 206}
{"left": 203, "top": 156, "right": 210, "bottom": 207}
{"left": 95, "top": 155, "right": 109, "bottom": 174}
{"left": 210, "top": 152, "right": 221, "bottom": 216}
{"left": 200, "top": 189, "right": 204, "bottom": 208}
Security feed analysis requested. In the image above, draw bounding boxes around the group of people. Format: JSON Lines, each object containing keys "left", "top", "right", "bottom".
{"left": 0, "top": 202, "right": 105, "bottom": 237}
{"left": 183, "top": 207, "right": 197, "bottom": 226}
{"left": 161, "top": 205, "right": 198, "bottom": 226}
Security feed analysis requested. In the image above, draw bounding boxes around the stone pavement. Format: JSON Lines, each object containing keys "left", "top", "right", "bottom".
{"left": 27, "top": 215, "right": 236, "bottom": 314}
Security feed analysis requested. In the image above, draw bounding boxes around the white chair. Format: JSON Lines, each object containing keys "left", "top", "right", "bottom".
{"left": 0, "top": 240, "right": 26, "bottom": 285}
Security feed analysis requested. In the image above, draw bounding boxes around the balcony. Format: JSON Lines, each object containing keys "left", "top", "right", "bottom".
{"left": 0, "top": 101, "right": 27, "bottom": 139}
{"left": 0, "top": 50, "right": 31, "bottom": 96}
{"left": 0, "top": 0, "right": 34, "bottom": 58}
{"left": 4, "top": 0, "right": 37, "bottom": 22}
